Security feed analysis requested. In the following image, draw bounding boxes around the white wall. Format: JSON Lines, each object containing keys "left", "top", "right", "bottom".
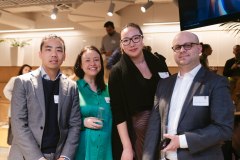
{"left": 142, "top": 24, "right": 240, "bottom": 67}
{"left": 0, "top": 24, "right": 239, "bottom": 67}
{"left": 0, "top": 30, "right": 102, "bottom": 66}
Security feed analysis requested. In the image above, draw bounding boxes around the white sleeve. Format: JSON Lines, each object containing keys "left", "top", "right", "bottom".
{"left": 3, "top": 77, "right": 16, "bottom": 101}
{"left": 179, "top": 134, "right": 188, "bottom": 148}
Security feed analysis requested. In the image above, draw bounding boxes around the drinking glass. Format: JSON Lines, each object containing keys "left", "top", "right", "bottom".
{"left": 96, "top": 107, "right": 104, "bottom": 126}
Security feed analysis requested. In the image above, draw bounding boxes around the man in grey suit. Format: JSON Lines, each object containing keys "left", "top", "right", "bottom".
{"left": 143, "top": 31, "right": 234, "bottom": 160}
{"left": 8, "top": 35, "right": 81, "bottom": 160}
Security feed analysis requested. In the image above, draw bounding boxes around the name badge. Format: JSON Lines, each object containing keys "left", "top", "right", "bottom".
{"left": 193, "top": 96, "right": 209, "bottom": 106}
{"left": 54, "top": 95, "right": 59, "bottom": 104}
{"left": 105, "top": 97, "right": 110, "bottom": 103}
{"left": 158, "top": 72, "right": 169, "bottom": 79}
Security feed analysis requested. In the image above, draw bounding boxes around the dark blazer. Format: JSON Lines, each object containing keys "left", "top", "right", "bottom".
{"left": 8, "top": 68, "right": 81, "bottom": 160}
{"left": 143, "top": 66, "right": 234, "bottom": 160}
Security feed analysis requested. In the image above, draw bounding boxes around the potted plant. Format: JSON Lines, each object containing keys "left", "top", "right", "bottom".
{"left": 9, "top": 39, "right": 31, "bottom": 66}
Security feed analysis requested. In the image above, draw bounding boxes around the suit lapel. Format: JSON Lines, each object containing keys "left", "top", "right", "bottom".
{"left": 31, "top": 68, "right": 46, "bottom": 117}
{"left": 58, "top": 75, "right": 68, "bottom": 120}
{"left": 159, "top": 74, "right": 177, "bottom": 136}
{"left": 178, "top": 67, "right": 206, "bottom": 125}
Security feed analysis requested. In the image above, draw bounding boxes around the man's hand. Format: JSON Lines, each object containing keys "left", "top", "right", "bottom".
{"left": 162, "top": 134, "right": 180, "bottom": 152}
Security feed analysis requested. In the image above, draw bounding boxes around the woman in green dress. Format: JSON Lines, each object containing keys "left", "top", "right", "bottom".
{"left": 74, "top": 45, "right": 112, "bottom": 160}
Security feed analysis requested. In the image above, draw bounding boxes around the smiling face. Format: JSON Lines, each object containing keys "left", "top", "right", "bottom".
{"left": 39, "top": 38, "right": 65, "bottom": 74}
{"left": 120, "top": 26, "right": 144, "bottom": 58}
{"left": 172, "top": 32, "right": 202, "bottom": 71}
{"left": 81, "top": 49, "right": 101, "bottom": 79}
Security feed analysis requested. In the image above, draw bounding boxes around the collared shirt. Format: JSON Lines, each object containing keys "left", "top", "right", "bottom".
{"left": 39, "top": 66, "right": 70, "bottom": 160}
{"left": 40, "top": 66, "right": 62, "bottom": 80}
{"left": 166, "top": 64, "right": 201, "bottom": 160}
{"left": 75, "top": 79, "right": 112, "bottom": 159}
{"left": 101, "top": 31, "right": 120, "bottom": 55}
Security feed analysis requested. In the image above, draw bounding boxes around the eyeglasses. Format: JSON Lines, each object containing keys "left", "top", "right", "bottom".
{"left": 172, "top": 43, "right": 199, "bottom": 53}
{"left": 120, "top": 35, "right": 143, "bottom": 46}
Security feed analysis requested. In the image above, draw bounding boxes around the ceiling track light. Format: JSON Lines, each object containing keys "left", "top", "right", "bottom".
{"left": 51, "top": 7, "right": 58, "bottom": 20}
{"left": 141, "top": 0, "right": 153, "bottom": 13}
{"left": 107, "top": 1, "right": 115, "bottom": 16}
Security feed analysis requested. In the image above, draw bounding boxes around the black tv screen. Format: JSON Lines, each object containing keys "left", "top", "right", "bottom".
{"left": 178, "top": 0, "right": 240, "bottom": 31}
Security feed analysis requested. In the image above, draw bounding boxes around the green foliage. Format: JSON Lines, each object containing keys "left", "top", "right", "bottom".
{"left": 9, "top": 39, "right": 31, "bottom": 47}
{"left": 220, "top": 20, "right": 240, "bottom": 37}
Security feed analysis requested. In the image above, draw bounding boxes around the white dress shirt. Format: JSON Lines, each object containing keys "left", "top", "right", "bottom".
{"left": 166, "top": 64, "right": 201, "bottom": 160}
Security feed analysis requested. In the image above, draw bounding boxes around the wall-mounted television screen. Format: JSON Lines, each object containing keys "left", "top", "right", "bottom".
{"left": 178, "top": 0, "right": 240, "bottom": 31}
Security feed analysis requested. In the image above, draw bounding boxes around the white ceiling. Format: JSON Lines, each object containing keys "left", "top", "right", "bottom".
{"left": 0, "top": 0, "right": 178, "bottom": 30}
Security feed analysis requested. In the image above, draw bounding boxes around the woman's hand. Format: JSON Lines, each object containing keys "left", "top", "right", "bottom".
{"left": 121, "top": 147, "right": 134, "bottom": 160}
{"left": 84, "top": 117, "right": 103, "bottom": 129}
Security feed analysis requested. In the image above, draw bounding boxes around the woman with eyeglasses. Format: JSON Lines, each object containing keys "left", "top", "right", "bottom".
{"left": 108, "top": 23, "right": 169, "bottom": 160}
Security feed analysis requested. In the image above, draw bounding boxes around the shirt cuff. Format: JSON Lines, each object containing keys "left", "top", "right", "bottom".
{"left": 60, "top": 155, "right": 70, "bottom": 160}
{"left": 179, "top": 134, "right": 188, "bottom": 148}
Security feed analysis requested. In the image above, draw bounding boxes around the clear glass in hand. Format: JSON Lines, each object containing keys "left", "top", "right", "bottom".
{"left": 96, "top": 107, "right": 104, "bottom": 126}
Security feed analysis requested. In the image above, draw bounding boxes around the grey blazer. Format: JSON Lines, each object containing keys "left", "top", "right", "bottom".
{"left": 143, "top": 67, "right": 234, "bottom": 160}
{"left": 8, "top": 68, "right": 81, "bottom": 160}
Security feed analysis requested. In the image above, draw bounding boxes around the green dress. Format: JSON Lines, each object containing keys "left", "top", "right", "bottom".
{"left": 75, "top": 79, "right": 112, "bottom": 160}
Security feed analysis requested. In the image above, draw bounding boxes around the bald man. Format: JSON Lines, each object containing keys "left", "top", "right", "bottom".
{"left": 143, "top": 31, "right": 234, "bottom": 160}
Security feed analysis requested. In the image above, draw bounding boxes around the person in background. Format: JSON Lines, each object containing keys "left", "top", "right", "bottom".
{"left": 143, "top": 45, "right": 170, "bottom": 75}
{"left": 8, "top": 34, "right": 81, "bottom": 160}
{"left": 3, "top": 64, "right": 32, "bottom": 146}
{"left": 223, "top": 44, "right": 240, "bottom": 160}
{"left": 143, "top": 31, "right": 234, "bottom": 160}
{"left": 108, "top": 23, "right": 169, "bottom": 160}
{"left": 101, "top": 21, "right": 121, "bottom": 81}
{"left": 199, "top": 42, "right": 213, "bottom": 69}
{"left": 223, "top": 44, "right": 240, "bottom": 77}
{"left": 101, "top": 21, "right": 120, "bottom": 57}
{"left": 106, "top": 47, "right": 121, "bottom": 70}
{"left": 73, "top": 45, "right": 112, "bottom": 160}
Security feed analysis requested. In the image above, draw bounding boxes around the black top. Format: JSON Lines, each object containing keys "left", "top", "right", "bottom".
{"left": 41, "top": 78, "right": 60, "bottom": 154}
{"left": 223, "top": 57, "right": 240, "bottom": 77}
{"left": 109, "top": 50, "right": 169, "bottom": 124}
{"left": 108, "top": 50, "right": 169, "bottom": 159}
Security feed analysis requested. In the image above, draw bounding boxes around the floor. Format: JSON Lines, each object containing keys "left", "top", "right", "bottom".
{"left": 0, "top": 147, "right": 9, "bottom": 160}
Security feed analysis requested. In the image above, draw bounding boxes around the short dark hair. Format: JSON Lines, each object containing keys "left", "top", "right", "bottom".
{"left": 104, "top": 21, "right": 115, "bottom": 29}
{"left": 74, "top": 45, "right": 106, "bottom": 91}
{"left": 40, "top": 34, "right": 65, "bottom": 52}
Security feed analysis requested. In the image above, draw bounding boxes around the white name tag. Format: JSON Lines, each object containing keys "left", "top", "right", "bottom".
{"left": 158, "top": 72, "right": 169, "bottom": 79}
{"left": 105, "top": 97, "right": 110, "bottom": 103}
{"left": 54, "top": 95, "right": 59, "bottom": 104}
{"left": 193, "top": 96, "right": 209, "bottom": 106}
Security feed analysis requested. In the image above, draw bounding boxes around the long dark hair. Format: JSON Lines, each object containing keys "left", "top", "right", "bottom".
{"left": 18, "top": 64, "right": 32, "bottom": 75}
{"left": 74, "top": 45, "right": 106, "bottom": 91}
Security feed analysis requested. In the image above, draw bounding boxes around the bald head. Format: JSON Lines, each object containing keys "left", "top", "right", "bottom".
{"left": 171, "top": 31, "right": 202, "bottom": 73}
{"left": 172, "top": 31, "right": 199, "bottom": 46}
